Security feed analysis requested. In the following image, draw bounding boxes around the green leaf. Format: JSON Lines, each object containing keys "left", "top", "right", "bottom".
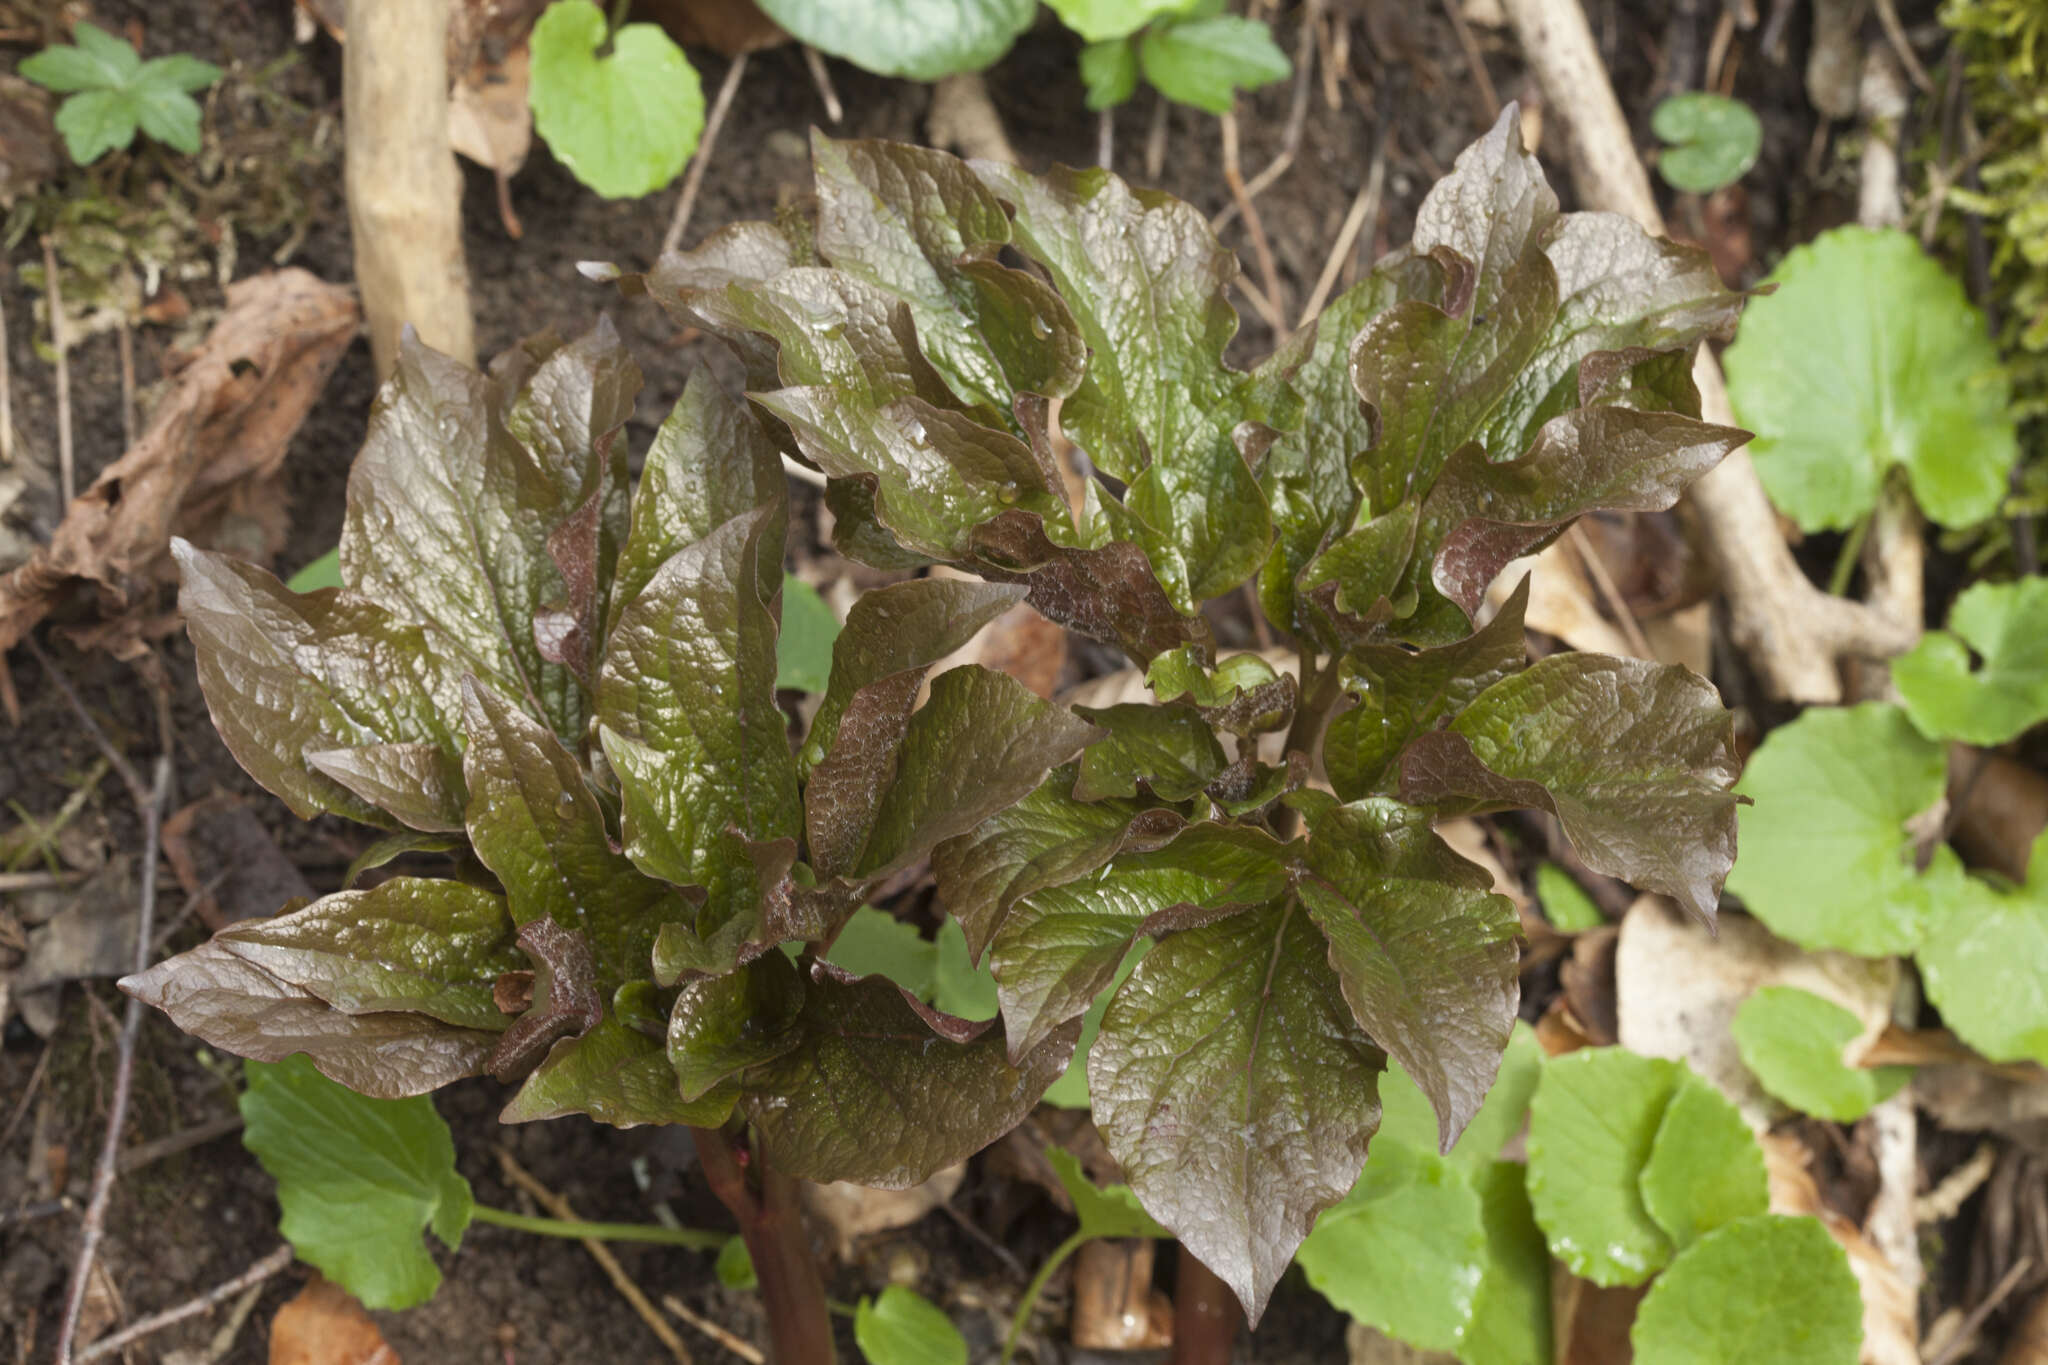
{"left": 931, "top": 767, "right": 1185, "bottom": 960}
{"left": 1374, "top": 1021, "right": 1544, "bottom": 1177}
{"left": 1400, "top": 653, "right": 1741, "bottom": 926}
{"left": 854, "top": 1286, "right": 968, "bottom": 1365}
{"left": 1534, "top": 863, "right": 1604, "bottom": 932}
{"left": 1732, "top": 986, "right": 1909, "bottom": 1122}
{"left": 852, "top": 665, "right": 1100, "bottom": 880}
{"left": 932, "top": 917, "right": 999, "bottom": 1021}
{"left": 716, "top": 1236, "right": 757, "bottom": 1290}
{"left": 667, "top": 951, "right": 807, "bottom": 1101}
{"left": 1137, "top": 14, "right": 1290, "bottom": 115}
{"left": 802, "top": 577, "right": 1025, "bottom": 876}
{"left": 823, "top": 906, "right": 937, "bottom": 998}
{"left": 462, "top": 680, "right": 692, "bottom": 992}
{"left": 239, "top": 1054, "right": 473, "bottom": 1310}
{"left": 286, "top": 549, "right": 343, "bottom": 593}
{"left": 739, "top": 963, "right": 1077, "bottom": 1188}
{"left": 173, "top": 540, "right": 466, "bottom": 830}
{"left": 20, "top": 25, "right": 136, "bottom": 92}
{"left": 136, "top": 51, "right": 223, "bottom": 93}
{"left": 597, "top": 505, "right": 801, "bottom": 921}
{"left": 1089, "top": 900, "right": 1387, "bottom": 1322}
{"left": 1038, "top": 940, "right": 1147, "bottom": 1109}
{"left": 1049, "top": 0, "right": 1198, "bottom": 42}
{"left": 610, "top": 368, "right": 783, "bottom": 639}
{"left": 1725, "top": 226, "right": 2016, "bottom": 532}
{"left": 988, "top": 823, "right": 1295, "bottom": 1057}
{"left": 1639, "top": 1073, "right": 1768, "bottom": 1250}
{"left": 528, "top": 0, "right": 704, "bottom": 198}
{"left": 975, "top": 158, "right": 1298, "bottom": 609}
{"left": 1918, "top": 830, "right": 2048, "bottom": 1066}
{"left": 775, "top": 576, "right": 840, "bottom": 693}
{"left": 1629, "top": 1215, "right": 1863, "bottom": 1365}
{"left": 211, "top": 880, "right": 522, "bottom": 1032}
{"left": 1044, "top": 1145, "right": 1168, "bottom": 1239}
{"left": 53, "top": 88, "right": 139, "bottom": 164}
{"left": 1652, "top": 93, "right": 1762, "bottom": 193}
{"left": 122, "top": 939, "right": 500, "bottom": 1098}
{"left": 1296, "top": 1141, "right": 1488, "bottom": 1353}
{"left": 1325, "top": 577, "right": 1529, "bottom": 800}
{"left": 342, "top": 330, "right": 611, "bottom": 746}
{"left": 504, "top": 1011, "right": 737, "bottom": 1127}
{"left": 1301, "top": 800, "right": 1521, "bottom": 1149}
{"left": 1464, "top": 1160, "right": 1555, "bottom": 1365}
{"left": 1525, "top": 1047, "right": 1680, "bottom": 1286}
{"left": 1727, "top": 703, "right": 1952, "bottom": 955}
{"left": 1079, "top": 38, "right": 1140, "bottom": 109}
{"left": 753, "top": 0, "right": 1035, "bottom": 79}
{"left": 1072, "top": 703, "right": 1227, "bottom": 802}
{"left": 130, "top": 75, "right": 203, "bottom": 154}
{"left": 811, "top": 135, "right": 1085, "bottom": 410}
{"left": 1894, "top": 578, "right": 2048, "bottom": 744}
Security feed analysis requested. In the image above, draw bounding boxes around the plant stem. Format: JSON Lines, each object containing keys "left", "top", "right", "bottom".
{"left": 1170, "top": 1244, "right": 1242, "bottom": 1365}
{"left": 1002, "top": 1230, "right": 1090, "bottom": 1364}
{"left": 1827, "top": 509, "right": 1872, "bottom": 597}
{"left": 471, "top": 1204, "right": 728, "bottom": 1251}
{"left": 692, "top": 1126, "right": 837, "bottom": 1364}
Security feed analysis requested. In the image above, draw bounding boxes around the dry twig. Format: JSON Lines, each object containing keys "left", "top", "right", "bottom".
{"left": 32, "top": 638, "right": 174, "bottom": 1365}
{"left": 1219, "top": 114, "right": 1289, "bottom": 323}
{"left": 662, "top": 1294, "right": 766, "bottom": 1365}
{"left": 802, "top": 46, "right": 843, "bottom": 123}
{"left": 1299, "top": 125, "right": 1387, "bottom": 328}
{"left": 495, "top": 1146, "right": 695, "bottom": 1365}
{"left": 72, "top": 1244, "right": 293, "bottom": 1364}
{"left": 115, "top": 322, "right": 135, "bottom": 452}
{"left": 660, "top": 54, "right": 750, "bottom": 260}
{"left": 0, "top": 274, "right": 14, "bottom": 466}
{"left": 1441, "top": 0, "right": 1501, "bottom": 121}
{"left": 1212, "top": 0, "right": 1322, "bottom": 233}
{"left": 41, "top": 235, "right": 72, "bottom": 506}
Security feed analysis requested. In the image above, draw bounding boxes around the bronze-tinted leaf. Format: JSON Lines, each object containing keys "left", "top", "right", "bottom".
{"left": 502, "top": 1012, "right": 738, "bottom": 1128}
{"left": 666, "top": 948, "right": 806, "bottom": 1100}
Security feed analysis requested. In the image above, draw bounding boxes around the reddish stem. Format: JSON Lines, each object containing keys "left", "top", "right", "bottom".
{"left": 691, "top": 1126, "right": 837, "bottom": 1365}
{"left": 1171, "top": 1243, "right": 1243, "bottom": 1365}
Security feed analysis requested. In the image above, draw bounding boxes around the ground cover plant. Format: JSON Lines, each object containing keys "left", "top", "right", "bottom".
{"left": 121, "top": 107, "right": 1751, "bottom": 1359}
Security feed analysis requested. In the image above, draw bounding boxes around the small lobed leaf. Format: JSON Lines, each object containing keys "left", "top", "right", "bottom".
{"left": 1048, "top": 0, "right": 1197, "bottom": 42}
{"left": 1079, "top": 37, "right": 1140, "bottom": 109}
{"left": 1725, "top": 226, "right": 2015, "bottom": 532}
{"left": 239, "top": 1054, "right": 474, "bottom": 1310}
{"left": 1629, "top": 1214, "right": 1863, "bottom": 1365}
{"left": 1072, "top": 702, "right": 1228, "bottom": 802}
{"left": 753, "top": 0, "right": 1036, "bottom": 80}
{"left": 1917, "top": 830, "right": 2048, "bottom": 1067}
{"left": 1089, "top": 900, "right": 1387, "bottom": 1323}
{"left": 1652, "top": 93, "right": 1763, "bottom": 194}
{"left": 1638, "top": 1073, "right": 1768, "bottom": 1250}
{"left": 1400, "top": 652, "right": 1740, "bottom": 926}
{"left": 1525, "top": 1047, "right": 1680, "bottom": 1286}
{"left": 1893, "top": 578, "right": 2048, "bottom": 745}
{"left": 20, "top": 24, "right": 137, "bottom": 93}
{"left": 1727, "top": 702, "right": 1953, "bottom": 956}
{"left": 1044, "top": 1145, "right": 1168, "bottom": 1240}
{"left": 1731, "top": 985, "right": 1909, "bottom": 1122}
{"left": 528, "top": 0, "right": 704, "bottom": 198}
{"left": 853, "top": 1286, "right": 969, "bottom": 1365}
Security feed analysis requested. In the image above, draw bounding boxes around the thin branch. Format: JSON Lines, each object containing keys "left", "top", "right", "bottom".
{"left": 802, "top": 46, "right": 843, "bottom": 123}
{"left": 1567, "top": 523, "right": 1652, "bottom": 659}
{"left": 660, "top": 53, "right": 749, "bottom": 260}
{"left": 1097, "top": 106, "right": 1115, "bottom": 170}
{"left": 1219, "top": 113, "right": 1289, "bottom": 326}
{"left": 0, "top": 271, "right": 13, "bottom": 466}
{"left": 1144, "top": 94, "right": 1170, "bottom": 181}
{"left": 1440, "top": 0, "right": 1502, "bottom": 121}
{"left": 495, "top": 1146, "right": 695, "bottom": 1364}
{"left": 1211, "top": 0, "right": 1321, "bottom": 233}
{"left": 1872, "top": 0, "right": 1934, "bottom": 94}
{"left": 1299, "top": 124, "right": 1387, "bottom": 328}
{"left": 1926, "top": 1256, "right": 2035, "bottom": 1365}
{"left": 1, "top": 1041, "right": 54, "bottom": 1148}
{"left": 662, "top": 1294, "right": 766, "bottom": 1365}
{"left": 115, "top": 319, "right": 135, "bottom": 452}
{"left": 41, "top": 235, "right": 73, "bottom": 506}
{"left": 72, "top": 1244, "right": 294, "bottom": 1364}
{"left": 114, "top": 1112, "right": 244, "bottom": 1174}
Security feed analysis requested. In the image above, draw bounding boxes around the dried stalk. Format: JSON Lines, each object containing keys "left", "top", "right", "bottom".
{"left": 661, "top": 54, "right": 750, "bottom": 260}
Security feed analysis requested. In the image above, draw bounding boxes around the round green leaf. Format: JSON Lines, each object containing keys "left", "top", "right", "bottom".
{"left": 1652, "top": 93, "right": 1762, "bottom": 193}
{"left": 1079, "top": 37, "right": 1141, "bottom": 111}
{"left": 1725, "top": 226, "right": 2016, "bottom": 532}
{"left": 1535, "top": 863, "right": 1605, "bottom": 932}
{"left": 1525, "top": 1047, "right": 1679, "bottom": 1286}
{"left": 1639, "top": 1074, "right": 1768, "bottom": 1250}
{"left": 528, "top": 0, "right": 704, "bottom": 199}
{"left": 1727, "top": 702, "right": 1950, "bottom": 956}
{"left": 1048, "top": 0, "right": 1198, "bottom": 42}
{"left": 775, "top": 574, "right": 840, "bottom": 693}
{"left": 1894, "top": 578, "right": 2048, "bottom": 744}
{"left": 1137, "top": 14, "right": 1290, "bottom": 115}
{"left": 1732, "top": 985, "right": 1909, "bottom": 1121}
{"left": 1919, "top": 831, "right": 2048, "bottom": 1067}
{"left": 753, "top": 0, "right": 1035, "bottom": 80}
{"left": 715, "top": 1236, "right": 757, "bottom": 1290}
{"left": 239, "top": 1054, "right": 473, "bottom": 1310}
{"left": 1630, "top": 1214, "right": 1863, "bottom": 1365}
{"left": 853, "top": 1286, "right": 968, "bottom": 1365}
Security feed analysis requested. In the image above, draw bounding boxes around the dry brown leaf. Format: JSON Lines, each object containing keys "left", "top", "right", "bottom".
{"left": 1347, "top": 1321, "right": 1459, "bottom": 1364}
{"left": 1949, "top": 747, "right": 2048, "bottom": 885}
{"left": 448, "top": 44, "right": 531, "bottom": 177}
{"left": 269, "top": 1275, "right": 400, "bottom": 1365}
{"left": 637, "top": 0, "right": 788, "bottom": 54}
{"left": 2002, "top": 1289, "right": 2048, "bottom": 1365}
{"left": 0, "top": 75, "right": 58, "bottom": 206}
{"left": 801, "top": 1164, "right": 964, "bottom": 1262}
{"left": 1761, "top": 1133, "right": 1920, "bottom": 1365}
{"left": 0, "top": 270, "right": 357, "bottom": 656}
{"left": 1492, "top": 543, "right": 1636, "bottom": 658}
{"left": 1614, "top": 897, "right": 1898, "bottom": 1128}
{"left": 160, "top": 795, "right": 314, "bottom": 931}
{"left": 1551, "top": 1264, "right": 1642, "bottom": 1365}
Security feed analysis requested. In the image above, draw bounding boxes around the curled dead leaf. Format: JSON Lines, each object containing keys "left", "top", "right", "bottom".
{"left": 269, "top": 1274, "right": 401, "bottom": 1365}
